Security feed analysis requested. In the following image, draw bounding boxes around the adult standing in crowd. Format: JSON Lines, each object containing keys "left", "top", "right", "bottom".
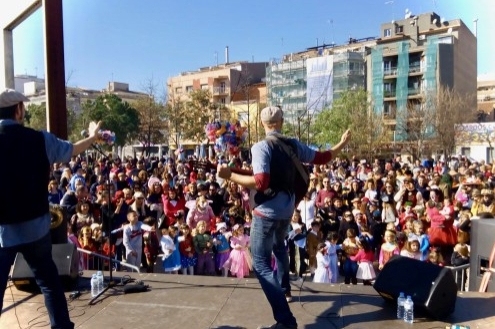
{"left": 217, "top": 106, "right": 351, "bottom": 329}
{"left": 0, "top": 89, "right": 103, "bottom": 329}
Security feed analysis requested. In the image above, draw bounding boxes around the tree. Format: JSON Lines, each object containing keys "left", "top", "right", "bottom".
{"left": 25, "top": 103, "right": 47, "bottom": 131}
{"left": 133, "top": 79, "right": 168, "bottom": 156}
{"left": 77, "top": 94, "right": 140, "bottom": 147}
{"left": 182, "top": 89, "right": 217, "bottom": 144}
{"left": 133, "top": 95, "right": 167, "bottom": 156}
{"left": 432, "top": 86, "right": 477, "bottom": 158}
{"left": 395, "top": 86, "right": 477, "bottom": 159}
{"left": 394, "top": 99, "right": 435, "bottom": 160}
{"left": 312, "top": 89, "right": 386, "bottom": 159}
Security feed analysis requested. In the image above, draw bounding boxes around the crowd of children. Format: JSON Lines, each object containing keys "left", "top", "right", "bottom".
{"left": 52, "top": 153, "right": 487, "bottom": 286}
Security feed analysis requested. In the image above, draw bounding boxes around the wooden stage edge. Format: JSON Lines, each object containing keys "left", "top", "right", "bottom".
{"left": 2, "top": 271, "right": 495, "bottom": 329}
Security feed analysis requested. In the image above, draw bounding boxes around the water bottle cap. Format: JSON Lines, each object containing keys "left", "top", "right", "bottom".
{"left": 399, "top": 292, "right": 405, "bottom": 297}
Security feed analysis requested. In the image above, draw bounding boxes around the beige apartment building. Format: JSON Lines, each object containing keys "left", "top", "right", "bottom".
{"left": 166, "top": 60, "right": 267, "bottom": 152}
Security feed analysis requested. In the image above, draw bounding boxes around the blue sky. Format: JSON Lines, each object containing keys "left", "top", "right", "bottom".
{"left": 12, "top": 0, "right": 495, "bottom": 92}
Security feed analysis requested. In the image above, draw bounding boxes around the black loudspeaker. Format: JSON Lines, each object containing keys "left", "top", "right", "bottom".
{"left": 50, "top": 206, "right": 68, "bottom": 244}
{"left": 470, "top": 219, "right": 495, "bottom": 292}
{"left": 373, "top": 255, "right": 457, "bottom": 320}
{"left": 11, "top": 243, "right": 79, "bottom": 293}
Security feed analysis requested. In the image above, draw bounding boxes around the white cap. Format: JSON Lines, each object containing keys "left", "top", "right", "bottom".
{"left": 0, "top": 89, "right": 29, "bottom": 108}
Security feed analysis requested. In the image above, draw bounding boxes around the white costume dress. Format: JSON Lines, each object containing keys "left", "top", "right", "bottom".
{"left": 313, "top": 252, "right": 332, "bottom": 283}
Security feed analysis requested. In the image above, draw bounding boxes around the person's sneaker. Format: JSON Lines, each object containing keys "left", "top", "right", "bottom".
{"left": 285, "top": 291, "right": 293, "bottom": 303}
{"left": 257, "top": 323, "right": 297, "bottom": 329}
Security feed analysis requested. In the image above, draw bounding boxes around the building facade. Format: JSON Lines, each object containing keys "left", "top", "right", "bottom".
{"left": 265, "top": 11, "right": 477, "bottom": 155}
{"left": 371, "top": 12, "right": 477, "bottom": 142}
{"left": 166, "top": 61, "right": 267, "bottom": 150}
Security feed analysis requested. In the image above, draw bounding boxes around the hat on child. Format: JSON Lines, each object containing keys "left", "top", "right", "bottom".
{"left": 216, "top": 222, "right": 227, "bottom": 231}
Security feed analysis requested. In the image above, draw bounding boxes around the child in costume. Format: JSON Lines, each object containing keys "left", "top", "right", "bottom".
{"left": 193, "top": 220, "right": 216, "bottom": 275}
{"left": 313, "top": 242, "right": 332, "bottom": 284}
{"left": 350, "top": 236, "right": 376, "bottom": 285}
{"left": 123, "top": 210, "right": 153, "bottom": 269}
{"left": 223, "top": 224, "right": 252, "bottom": 278}
{"left": 213, "top": 222, "right": 231, "bottom": 277}
{"left": 378, "top": 229, "right": 400, "bottom": 271}
{"left": 324, "top": 232, "right": 340, "bottom": 283}
{"left": 160, "top": 226, "right": 181, "bottom": 274}
{"left": 179, "top": 223, "right": 197, "bottom": 275}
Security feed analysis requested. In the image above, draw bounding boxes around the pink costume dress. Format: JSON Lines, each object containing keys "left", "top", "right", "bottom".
{"left": 223, "top": 234, "right": 252, "bottom": 278}
{"left": 350, "top": 249, "right": 376, "bottom": 280}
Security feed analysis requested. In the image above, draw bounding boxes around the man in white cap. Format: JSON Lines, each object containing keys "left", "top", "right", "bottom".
{"left": 217, "top": 106, "right": 351, "bottom": 329}
{"left": 0, "top": 89, "right": 103, "bottom": 329}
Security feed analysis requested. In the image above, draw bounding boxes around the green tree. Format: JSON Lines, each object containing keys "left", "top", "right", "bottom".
{"left": 182, "top": 89, "right": 216, "bottom": 144}
{"left": 133, "top": 95, "right": 168, "bottom": 156}
{"left": 78, "top": 94, "right": 140, "bottom": 147}
{"left": 165, "top": 96, "right": 187, "bottom": 150}
{"left": 25, "top": 103, "right": 47, "bottom": 131}
{"left": 312, "top": 89, "right": 385, "bottom": 159}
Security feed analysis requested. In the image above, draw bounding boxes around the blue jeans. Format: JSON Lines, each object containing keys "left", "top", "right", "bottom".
{"left": 250, "top": 214, "right": 297, "bottom": 327}
{"left": 0, "top": 233, "right": 74, "bottom": 329}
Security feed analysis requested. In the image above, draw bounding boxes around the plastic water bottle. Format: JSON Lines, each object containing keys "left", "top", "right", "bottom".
{"left": 404, "top": 295, "right": 414, "bottom": 323}
{"left": 96, "top": 271, "right": 104, "bottom": 294}
{"left": 91, "top": 274, "right": 99, "bottom": 297}
{"left": 397, "top": 292, "right": 406, "bottom": 319}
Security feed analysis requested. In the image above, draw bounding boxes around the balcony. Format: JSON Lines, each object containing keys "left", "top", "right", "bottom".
{"left": 212, "top": 86, "right": 230, "bottom": 95}
{"left": 408, "top": 88, "right": 421, "bottom": 96}
{"left": 384, "top": 89, "right": 396, "bottom": 98}
{"left": 384, "top": 67, "right": 398, "bottom": 76}
{"left": 409, "top": 63, "right": 421, "bottom": 73}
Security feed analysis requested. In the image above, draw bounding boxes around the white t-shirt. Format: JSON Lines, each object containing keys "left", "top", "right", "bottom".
{"left": 297, "top": 198, "right": 316, "bottom": 230}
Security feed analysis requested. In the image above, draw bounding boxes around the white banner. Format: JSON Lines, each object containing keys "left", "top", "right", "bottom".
{"left": 306, "top": 55, "right": 333, "bottom": 114}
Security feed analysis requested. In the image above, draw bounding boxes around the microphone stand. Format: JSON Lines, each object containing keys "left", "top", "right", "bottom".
{"left": 87, "top": 143, "right": 126, "bottom": 305}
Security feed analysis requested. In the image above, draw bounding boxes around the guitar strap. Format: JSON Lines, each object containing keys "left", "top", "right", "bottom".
{"left": 265, "top": 135, "right": 309, "bottom": 187}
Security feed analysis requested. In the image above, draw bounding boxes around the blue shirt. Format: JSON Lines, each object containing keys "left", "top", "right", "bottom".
{"left": 251, "top": 131, "right": 316, "bottom": 220}
{"left": 0, "top": 120, "right": 73, "bottom": 248}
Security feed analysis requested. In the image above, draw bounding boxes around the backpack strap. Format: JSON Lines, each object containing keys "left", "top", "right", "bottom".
{"left": 265, "top": 135, "right": 309, "bottom": 187}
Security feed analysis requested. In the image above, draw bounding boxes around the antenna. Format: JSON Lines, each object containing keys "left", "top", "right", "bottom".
{"left": 385, "top": 1, "right": 395, "bottom": 20}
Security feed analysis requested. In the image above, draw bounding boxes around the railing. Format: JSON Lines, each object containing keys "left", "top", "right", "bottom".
{"left": 409, "top": 64, "right": 421, "bottom": 73}
{"left": 384, "top": 90, "right": 396, "bottom": 97}
{"left": 77, "top": 248, "right": 141, "bottom": 273}
{"left": 384, "top": 67, "right": 397, "bottom": 76}
{"left": 212, "top": 86, "right": 229, "bottom": 95}
{"left": 408, "top": 88, "right": 421, "bottom": 95}
{"left": 446, "top": 264, "right": 470, "bottom": 292}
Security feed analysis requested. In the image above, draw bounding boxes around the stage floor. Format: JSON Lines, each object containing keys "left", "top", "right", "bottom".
{"left": 2, "top": 270, "right": 495, "bottom": 329}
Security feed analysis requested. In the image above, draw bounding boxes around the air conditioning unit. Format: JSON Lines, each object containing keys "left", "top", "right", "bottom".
{"left": 419, "top": 35, "right": 426, "bottom": 40}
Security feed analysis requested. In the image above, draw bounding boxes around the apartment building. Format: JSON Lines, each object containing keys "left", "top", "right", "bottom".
{"left": 266, "top": 38, "right": 376, "bottom": 122}
{"left": 167, "top": 61, "right": 266, "bottom": 110}
{"left": 371, "top": 11, "right": 477, "bottom": 142}
{"left": 266, "top": 12, "right": 476, "bottom": 150}
{"left": 166, "top": 60, "right": 267, "bottom": 151}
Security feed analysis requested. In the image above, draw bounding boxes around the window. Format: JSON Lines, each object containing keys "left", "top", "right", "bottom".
{"left": 175, "top": 87, "right": 182, "bottom": 94}
{"left": 185, "top": 86, "right": 193, "bottom": 93}
{"left": 395, "top": 25, "right": 404, "bottom": 34}
{"left": 201, "top": 84, "right": 209, "bottom": 90}
{"left": 461, "top": 147, "right": 471, "bottom": 158}
{"left": 384, "top": 28, "right": 391, "bottom": 37}
{"left": 487, "top": 147, "right": 494, "bottom": 163}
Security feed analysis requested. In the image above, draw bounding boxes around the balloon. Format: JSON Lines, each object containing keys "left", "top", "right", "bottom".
{"left": 216, "top": 124, "right": 226, "bottom": 137}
